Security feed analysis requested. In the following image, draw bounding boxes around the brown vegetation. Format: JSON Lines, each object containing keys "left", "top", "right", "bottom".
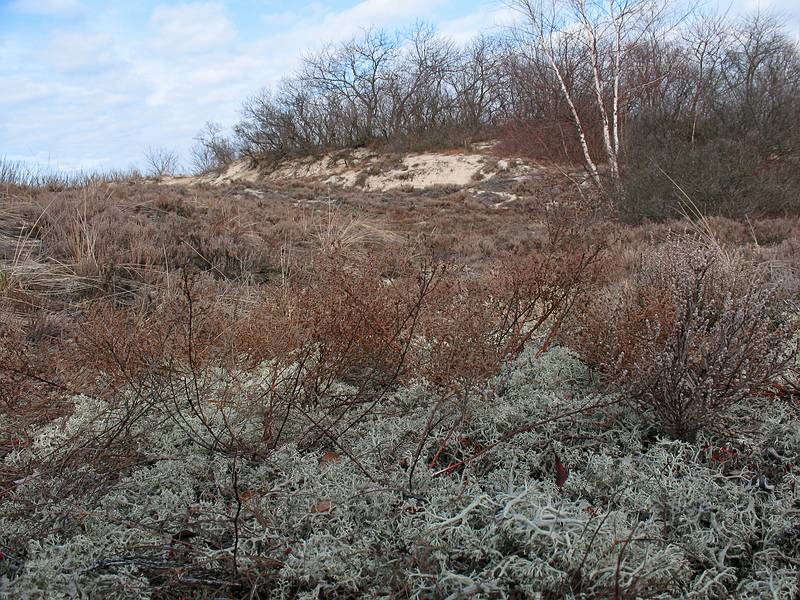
{"left": 1, "top": 158, "right": 798, "bottom": 596}
{"left": 1, "top": 174, "right": 796, "bottom": 460}
{"left": 3, "top": 4, "right": 799, "bottom": 597}
{"left": 568, "top": 240, "right": 796, "bottom": 438}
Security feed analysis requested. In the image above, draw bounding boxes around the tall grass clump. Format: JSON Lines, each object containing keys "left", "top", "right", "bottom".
{"left": 0, "top": 158, "right": 142, "bottom": 193}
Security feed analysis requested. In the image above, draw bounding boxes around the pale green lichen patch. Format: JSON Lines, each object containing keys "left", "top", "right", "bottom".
{"left": 2, "top": 346, "right": 798, "bottom": 598}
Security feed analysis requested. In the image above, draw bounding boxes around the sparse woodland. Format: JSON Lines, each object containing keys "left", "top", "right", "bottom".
{"left": 229, "top": 1, "right": 800, "bottom": 219}
{"left": 2, "top": 0, "right": 800, "bottom": 598}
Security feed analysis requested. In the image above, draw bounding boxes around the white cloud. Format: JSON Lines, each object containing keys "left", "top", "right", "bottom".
{"left": 10, "top": 0, "right": 85, "bottom": 16}
{"left": 0, "top": 80, "right": 54, "bottom": 104}
{"left": 252, "top": 0, "right": 448, "bottom": 57}
{"left": 439, "top": 5, "right": 519, "bottom": 45}
{"left": 0, "top": 0, "right": 599, "bottom": 171}
{"left": 333, "top": 0, "right": 447, "bottom": 23}
{"left": 47, "top": 31, "right": 116, "bottom": 71}
{"left": 149, "top": 2, "right": 236, "bottom": 54}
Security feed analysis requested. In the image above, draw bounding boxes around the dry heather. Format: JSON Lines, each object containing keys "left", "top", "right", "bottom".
{"left": 1, "top": 175, "right": 799, "bottom": 598}
{"left": 569, "top": 240, "right": 797, "bottom": 439}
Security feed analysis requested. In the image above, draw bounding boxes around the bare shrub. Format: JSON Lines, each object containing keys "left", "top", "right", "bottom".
{"left": 411, "top": 242, "right": 602, "bottom": 403}
{"left": 570, "top": 240, "right": 796, "bottom": 439}
{"left": 38, "top": 253, "right": 435, "bottom": 465}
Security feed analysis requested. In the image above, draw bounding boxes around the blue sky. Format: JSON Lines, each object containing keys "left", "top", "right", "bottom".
{"left": 1, "top": 0, "right": 798, "bottom": 173}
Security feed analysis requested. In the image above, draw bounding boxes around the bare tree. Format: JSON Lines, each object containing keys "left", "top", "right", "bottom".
{"left": 191, "top": 122, "right": 237, "bottom": 174}
{"left": 721, "top": 13, "right": 800, "bottom": 141}
{"left": 507, "top": 0, "right": 602, "bottom": 185}
{"left": 684, "top": 10, "right": 729, "bottom": 146}
{"left": 302, "top": 28, "right": 400, "bottom": 146}
{"left": 451, "top": 34, "right": 507, "bottom": 138}
{"left": 144, "top": 146, "right": 179, "bottom": 177}
{"left": 393, "top": 22, "right": 459, "bottom": 143}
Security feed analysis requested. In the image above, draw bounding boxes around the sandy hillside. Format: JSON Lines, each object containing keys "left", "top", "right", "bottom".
{"left": 165, "top": 145, "right": 534, "bottom": 191}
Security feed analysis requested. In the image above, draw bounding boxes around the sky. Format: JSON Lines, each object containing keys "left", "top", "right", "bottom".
{"left": 1, "top": 0, "right": 799, "bottom": 173}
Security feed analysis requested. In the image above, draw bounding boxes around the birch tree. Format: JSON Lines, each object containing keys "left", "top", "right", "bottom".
{"left": 507, "top": 0, "right": 669, "bottom": 188}
{"left": 508, "top": 0, "right": 602, "bottom": 185}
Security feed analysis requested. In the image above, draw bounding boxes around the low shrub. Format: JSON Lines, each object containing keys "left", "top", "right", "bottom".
{"left": 619, "top": 137, "right": 800, "bottom": 222}
{"left": 570, "top": 239, "right": 796, "bottom": 439}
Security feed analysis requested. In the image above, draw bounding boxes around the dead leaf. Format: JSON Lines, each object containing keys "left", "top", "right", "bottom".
{"left": 310, "top": 499, "right": 333, "bottom": 513}
{"left": 554, "top": 451, "right": 569, "bottom": 489}
{"left": 318, "top": 451, "right": 341, "bottom": 466}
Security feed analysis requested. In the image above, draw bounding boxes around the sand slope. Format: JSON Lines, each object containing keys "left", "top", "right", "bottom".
{"left": 165, "top": 146, "right": 532, "bottom": 191}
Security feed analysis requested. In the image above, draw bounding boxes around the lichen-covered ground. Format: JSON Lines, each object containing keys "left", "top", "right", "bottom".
{"left": 2, "top": 346, "right": 798, "bottom": 599}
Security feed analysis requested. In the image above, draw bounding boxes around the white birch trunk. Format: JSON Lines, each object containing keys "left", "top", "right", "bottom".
{"left": 578, "top": 0, "right": 620, "bottom": 182}
{"left": 547, "top": 52, "right": 602, "bottom": 186}
{"left": 521, "top": 0, "right": 602, "bottom": 186}
{"left": 612, "top": 18, "right": 622, "bottom": 157}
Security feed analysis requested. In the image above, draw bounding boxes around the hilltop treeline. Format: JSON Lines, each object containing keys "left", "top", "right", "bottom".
{"left": 233, "top": 25, "right": 508, "bottom": 157}
{"left": 192, "top": 2, "right": 800, "bottom": 219}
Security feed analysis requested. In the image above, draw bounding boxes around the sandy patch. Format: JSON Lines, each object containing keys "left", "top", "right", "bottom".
{"left": 325, "top": 153, "right": 498, "bottom": 190}
{"left": 158, "top": 145, "right": 533, "bottom": 191}
{"left": 268, "top": 149, "right": 531, "bottom": 191}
